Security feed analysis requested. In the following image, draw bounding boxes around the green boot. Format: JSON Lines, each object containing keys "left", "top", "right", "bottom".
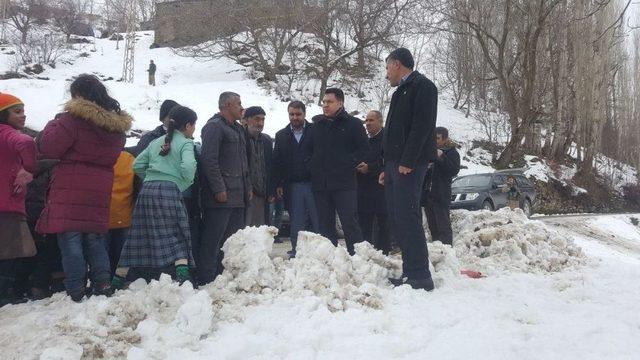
{"left": 175, "top": 265, "right": 190, "bottom": 285}
{"left": 111, "top": 275, "right": 126, "bottom": 290}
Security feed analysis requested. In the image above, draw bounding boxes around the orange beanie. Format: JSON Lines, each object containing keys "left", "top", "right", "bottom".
{"left": 0, "top": 93, "right": 24, "bottom": 112}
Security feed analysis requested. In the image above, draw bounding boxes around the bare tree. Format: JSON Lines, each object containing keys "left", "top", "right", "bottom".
{"left": 53, "top": 0, "right": 91, "bottom": 42}
{"left": 8, "top": 0, "right": 45, "bottom": 44}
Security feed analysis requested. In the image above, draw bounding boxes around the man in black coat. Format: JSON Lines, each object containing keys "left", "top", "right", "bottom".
{"left": 198, "top": 92, "right": 250, "bottom": 285}
{"left": 310, "top": 88, "right": 369, "bottom": 255}
{"left": 357, "top": 110, "right": 390, "bottom": 254}
{"left": 132, "top": 99, "right": 179, "bottom": 156}
{"left": 272, "top": 101, "right": 318, "bottom": 257}
{"left": 380, "top": 48, "right": 438, "bottom": 291}
{"left": 422, "top": 127, "right": 460, "bottom": 246}
{"left": 242, "top": 106, "right": 274, "bottom": 226}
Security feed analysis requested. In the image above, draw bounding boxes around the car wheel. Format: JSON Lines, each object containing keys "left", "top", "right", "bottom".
{"left": 522, "top": 199, "right": 532, "bottom": 218}
{"left": 482, "top": 200, "right": 494, "bottom": 211}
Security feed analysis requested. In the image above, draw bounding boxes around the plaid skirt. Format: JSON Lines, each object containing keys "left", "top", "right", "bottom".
{"left": 118, "top": 181, "right": 194, "bottom": 268}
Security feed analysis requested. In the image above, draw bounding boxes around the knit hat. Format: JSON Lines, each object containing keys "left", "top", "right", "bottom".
{"left": 0, "top": 93, "right": 24, "bottom": 112}
{"left": 243, "top": 106, "right": 266, "bottom": 119}
{"left": 387, "top": 48, "right": 415, "bottom": 70}
{"left": 159, "top": 99, "right": 179, "bottom": 121}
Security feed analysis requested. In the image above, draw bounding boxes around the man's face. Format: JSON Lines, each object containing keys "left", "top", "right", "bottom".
{"left": 365, "top": 111, "right": 383, "bottom": 135}
{"left": 288, "top": 106, "right": 305, "bottom": 129}
{"left": 436, "top": 133, "right": 447, "bottom": 148}
{"left": 6, "top": 105, "right": 26, "bottom": 130}
{"left": 385, "top": 59, "right": 402, "bottom": 87}
{"left": 247, "top": 114, "right": 265, "bottom": 134}
{"left": 322, "top": 93, "right": 342, "bottom": 117}
{"left": 227, "top": 96, "right": 244, "bottom": 121}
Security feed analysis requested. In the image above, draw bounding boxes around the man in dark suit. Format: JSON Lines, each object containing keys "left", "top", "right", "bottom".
{"left": 272, "top": 101, "right": 318, "bottom": 257}
{"left": 380, "top": 48, "right": 438, "bottom": 291}
{"left": 310, "top": 88, "right": 369, "bottom": 255}
{"left": 357, "top": 110, "right": 389, "bottom": 254}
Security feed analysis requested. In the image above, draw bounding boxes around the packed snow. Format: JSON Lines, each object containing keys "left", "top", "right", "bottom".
{"left": 3, "top": 210, "right": 639, "bottom": 359}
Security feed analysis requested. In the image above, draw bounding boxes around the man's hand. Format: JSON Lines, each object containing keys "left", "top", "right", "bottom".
{"left": 268, "top": 196, "right": 276, "bottom": 203}
{"left": 356, "top": 162, "right": 369, "bottom": 174}
{"left": 437, "top": 149, "right": 444, "bottom": 158}
{"left": 215, "top": 191, "right": 228, "bottom": 203}
{"left": 276, "top": 187, "right": 284, "bottom": 199}
{"left": 248, "top": 191, "right": 254, "bottom": 201}
{"left": 378, "top": 171, "right": 385, "bottom": 186}
{"left": 399, "top": 166, "right": 413, "bottom": 175}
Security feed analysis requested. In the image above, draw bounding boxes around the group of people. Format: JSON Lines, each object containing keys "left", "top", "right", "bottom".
{"left": 0, "top": 47, "right": 463, "bottom": 305}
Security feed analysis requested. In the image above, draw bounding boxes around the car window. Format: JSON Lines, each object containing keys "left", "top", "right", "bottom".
{"left": 516, "top": 176, "right": 531, "bottom": 187}
{"left": 452, "top": 174, "right": 492, "bottom": 188}
{"left": 493, "top": 175, "right": 506, "bottom": 185}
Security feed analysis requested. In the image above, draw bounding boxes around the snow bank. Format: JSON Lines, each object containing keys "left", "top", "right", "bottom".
{"left": 209, "top": 227, "right": 402, "bottom": 313}
{"left": 451, "top": 208, "right": 584, "bottom": 274}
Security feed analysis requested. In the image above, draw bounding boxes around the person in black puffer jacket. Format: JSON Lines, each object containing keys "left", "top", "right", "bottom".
{"left": 309, "top": 88, "right": 369, "bottom": 255}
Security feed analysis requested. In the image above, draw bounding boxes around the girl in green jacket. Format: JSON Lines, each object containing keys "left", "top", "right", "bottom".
{"left": 113, "top": 106, "right": 198, "bottom": 288}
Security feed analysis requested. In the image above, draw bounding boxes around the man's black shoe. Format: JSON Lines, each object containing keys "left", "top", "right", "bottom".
{"left": 274, "top": 237, "right": 283, "bottom": 244}
{"left": 389, "top": 277, "right": 435, "bottom": 291}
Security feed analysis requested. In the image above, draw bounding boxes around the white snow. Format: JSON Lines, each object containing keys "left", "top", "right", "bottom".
{"left": 2, "top": 211, "right": 639, "bottom": 359}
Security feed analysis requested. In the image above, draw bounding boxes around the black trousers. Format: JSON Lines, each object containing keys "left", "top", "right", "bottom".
{"left": 0, "top": 259, "right": 16, "bottom": 297}
{"left": 314, "top": 190, "right": 363, "bottom": 255}
{"left": 358, "top": 212, "right": 390, "bottom": 255}
{"left": 198, "top": 207, "right": 245, "bottom": 285}
{"left": 424, "top": 201, "right": 453, "bottom": 245}
{"left": 385, "top": 161, "right": 431, "bottom": 280}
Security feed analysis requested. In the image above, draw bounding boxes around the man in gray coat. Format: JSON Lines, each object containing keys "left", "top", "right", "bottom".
{"left": 198, "top": 92, "right": 250, "bottom": 285}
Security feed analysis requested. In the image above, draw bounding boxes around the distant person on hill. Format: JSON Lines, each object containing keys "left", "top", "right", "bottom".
{"left": 36, "top": 74, "right": 132, "bottom": 302}
{"left": 422, "top": 126, "right": 460, "bottom": 246}
{"left": 132, "top": 99, "right": 179, "bottom": 156}
{"left": 147, "top": 60, "right": 156, "bottom": 86}
{"left": 0, "top": 93, "right": 37, "bottom": 306}
{"left": 113, "top": 106, "right": 198, "bottom": 289}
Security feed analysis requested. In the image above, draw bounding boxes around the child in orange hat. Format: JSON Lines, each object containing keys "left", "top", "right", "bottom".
{"left": 0, "top": 93, "right": 37, "bottom": 306}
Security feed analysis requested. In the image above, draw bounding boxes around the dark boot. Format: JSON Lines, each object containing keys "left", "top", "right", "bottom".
{"left": 92, "top": 282, "right": 114, "bottom": 297}
{"left": 389, "top": 276, "right": 435, "bottom": 291}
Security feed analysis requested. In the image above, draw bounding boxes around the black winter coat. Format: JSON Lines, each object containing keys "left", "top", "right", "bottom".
{"left": 25, "top": 159, "right": 58, "bottom": 224}
{"left": 199, "top": 114, "right": 250, "bottom": 208}
{"left": 310, "top": 109, "right": 369, "bottom": 192}
{"left": 383, "top": 71, "right": 438, "bottom": 168}
{"left": 272, "top": 122, "right": 314, "bottom": 209}
{"left": 422, "top": 143, "right": 460, "bottom": 206}
{"left": 245, "top": 129, "right": 275, "bottom": 198}
{"left": 132, "top": 125, "right": 166, "bottom": 157}
{"left": 357, "top": 130, "right": 386, "bottom": 214}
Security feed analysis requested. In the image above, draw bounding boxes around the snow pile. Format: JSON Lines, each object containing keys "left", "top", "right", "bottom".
{"left": 450, "top": 208, "right": 584, "bottom": 274}
{"left": 210, "top": 227, "right": 402, "bottom": 312}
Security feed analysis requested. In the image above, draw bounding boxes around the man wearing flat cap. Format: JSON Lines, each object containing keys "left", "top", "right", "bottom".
{"left": 243, "top": 106, "right": 274, "bottom": 226}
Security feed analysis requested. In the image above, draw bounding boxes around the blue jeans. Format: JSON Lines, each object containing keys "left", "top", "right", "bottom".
{"left": 384, "top": 161, "right": 432, "bottom": 280}
{"left": 57, "top": 232, "right": 111, "bottom": 296}
{"left": 289, "top": 182, "right": 319, "bottom": 251}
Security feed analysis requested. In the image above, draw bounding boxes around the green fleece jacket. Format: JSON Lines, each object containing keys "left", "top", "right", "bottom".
{"left": 134, "top": 131, "right": 196, "bottom": 192}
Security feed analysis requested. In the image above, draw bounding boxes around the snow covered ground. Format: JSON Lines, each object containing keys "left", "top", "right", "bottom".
{"left": 0, "top": 210, "right": 638, "bottom": 360}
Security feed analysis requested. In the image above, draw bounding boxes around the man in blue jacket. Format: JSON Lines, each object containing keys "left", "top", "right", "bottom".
{"left": 380, "top": 48, "right": 438, "bottom": 291}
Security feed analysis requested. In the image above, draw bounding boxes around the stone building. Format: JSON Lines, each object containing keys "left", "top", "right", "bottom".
{"left": 154, "top": 0, "right": 323, "bottom": 47}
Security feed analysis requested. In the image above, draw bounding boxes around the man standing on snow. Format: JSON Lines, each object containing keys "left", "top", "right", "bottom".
{"left": 357, "top": 110, "right": 390, "bottom": 254}
{"left": 422, "top": 127, "right": 460, "bottom": 246}
{"left": 272, "top": 101, "right": 318, "bottom": 258}
{"left": 198, "top": 92, "right": 250, "bottom": 285}
{"left": 242, "top": 106, "right": 274, "bottom": 227}
{"left": 147, "top": 60, "right": 156, "bottom": 86}
{"left": 310, "top": 88, "right": 369, "bottom": 255}
{"left": 380, "top": 48, "right": 437, "bottom": 291}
